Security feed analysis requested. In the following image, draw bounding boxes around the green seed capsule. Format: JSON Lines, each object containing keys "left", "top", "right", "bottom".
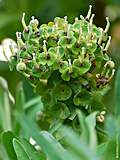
{"left": 105, "top": 60, "right": 115, "bottom": 68}
{"left": 16, "top": 62, "right": 26, "bottom": 72}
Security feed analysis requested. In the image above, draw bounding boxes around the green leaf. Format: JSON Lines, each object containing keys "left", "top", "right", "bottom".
{"left": 85, "top": 112, "right": 97, "bottom": 151}
{"left": 40, "top": 131, "right": 65, "bottom": 152}
{"left": 13, "top": 82, "right": 25, "bottom": 135}
{"left": 20, "top": 138, "right": 41, "bottom": 160}
{"left": 96, "top": 143, "right": 107, "bottom": 158}
{"left": 105, "top": 115, "right": 117, "bottom": 138}
{"left": 103, "top": 139, "right": 118, "bottom": 160}
{"left": 13, "top": 138, "right": 30, "bottom": 160}
{"left": 0, "top": 77, "right": 12, "bottom": 131}
{"left": 76, "top": 110, "right": 89, "bottom": 144}
{"left": 49, "top": 119, "right": 63, "bottom": 134}
{"left": 16, "top": 82, "right": 25, "bottom": 111}
{"left": 60, "top": 126, "right": 96, "bottom": 160}
{"left": 77, "top": 110, "right": 97, "bottom": 151}
{"left": 115, "top": 67, "right": 120, "bottom": 116}
{"left": 24, "top": 97, "right": 43, "bottom": 110}
{"left": 2, "top": 131, "right": 17, "bottom": 160}
{"left": 18, "top": 114, "right": 67, "bottom": 160}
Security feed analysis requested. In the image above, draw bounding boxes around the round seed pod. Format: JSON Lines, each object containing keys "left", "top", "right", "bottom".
{"left": 16, "top": 62, "right": 26, "bottom": 72}
{"left": 106, "top": 60, "right": 115, "bottom": 68}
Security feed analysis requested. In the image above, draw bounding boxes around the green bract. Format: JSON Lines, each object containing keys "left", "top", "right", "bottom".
{"left": 8, "top": 6, "right": 115, "bottom": 126}
{"left": 53, "top": 84, "right": 72, "bottom": 101}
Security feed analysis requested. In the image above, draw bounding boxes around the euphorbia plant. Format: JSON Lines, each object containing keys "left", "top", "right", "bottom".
{"left": 5, "top": 5, "right": 115, "bottom": 131}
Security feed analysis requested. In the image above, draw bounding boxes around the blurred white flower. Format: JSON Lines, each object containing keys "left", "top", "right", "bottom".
{"left": 29, "top": 137, "right": 41, "bottom": 151}
{"left": 0, "top": 38, "right": 17, "bottom": 62}
{"left": 29, "top": 137, "right": 36, "bottom": 145}
{"left": 0, "top": 45, "right": 5, "bottom": 61}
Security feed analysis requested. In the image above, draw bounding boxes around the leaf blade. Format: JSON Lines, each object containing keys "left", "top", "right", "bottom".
{"left": 13, "top": 138, "right": 30, "bottom": 160}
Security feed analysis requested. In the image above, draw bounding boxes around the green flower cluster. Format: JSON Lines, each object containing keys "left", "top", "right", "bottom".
{"left": 9, "top": 6, "right": 115, "bottom": 124}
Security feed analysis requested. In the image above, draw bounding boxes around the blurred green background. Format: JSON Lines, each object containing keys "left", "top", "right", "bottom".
{"left": 0, "top": 0, "right": 120, "bottom": 100}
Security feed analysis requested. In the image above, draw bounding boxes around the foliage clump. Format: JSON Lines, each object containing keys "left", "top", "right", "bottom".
{"left": 8, "top": 6, "right": 115, "bottom": 126}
